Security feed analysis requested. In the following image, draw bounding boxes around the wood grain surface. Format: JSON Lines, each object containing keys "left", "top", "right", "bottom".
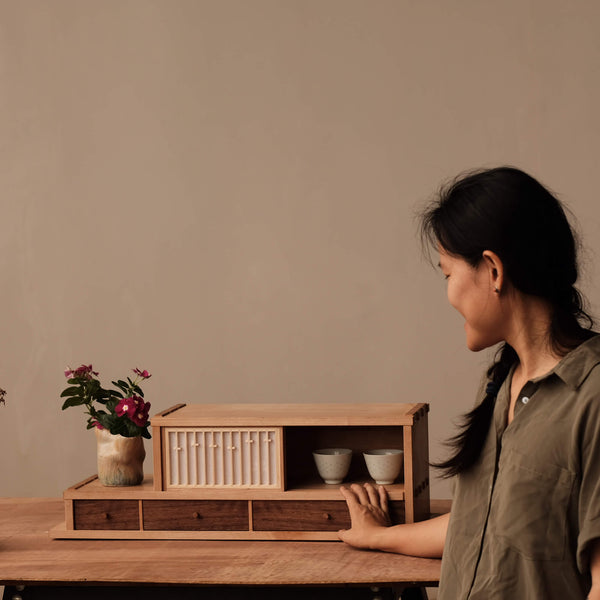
{"left": 0, "top": 498, "right": 444, "bottom": 587}
{"left": 151, "top": 403, "right": 428, "bottom": 427}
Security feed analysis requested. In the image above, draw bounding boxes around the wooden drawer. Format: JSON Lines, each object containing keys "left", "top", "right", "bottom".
{"left": 142, "top": 500, "right": 249, "bottom": 531}
{"left": 252, "top": 501, "right": 351, "bottom": 531}
{"left": 73, "top": 500, "right": 139, "bottom": 530}
{"left": 252, "top": 500, "right": 406, "bottom": 532}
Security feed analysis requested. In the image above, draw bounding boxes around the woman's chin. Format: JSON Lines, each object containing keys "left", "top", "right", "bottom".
{"left": 465, "top": 333, "right": 494, "bottom": 353}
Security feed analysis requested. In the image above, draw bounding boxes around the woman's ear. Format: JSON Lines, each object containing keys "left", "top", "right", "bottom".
{"left": 482, "top": 250, "right": 505, "bottom": 294}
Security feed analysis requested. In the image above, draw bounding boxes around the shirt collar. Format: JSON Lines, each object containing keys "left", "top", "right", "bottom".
{"left": 550, "top": 334, "right": 600, "bottom": 390}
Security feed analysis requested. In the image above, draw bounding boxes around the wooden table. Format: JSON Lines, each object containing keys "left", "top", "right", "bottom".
{"left": 0, "top": 498, "right": 444, "bottom": 599}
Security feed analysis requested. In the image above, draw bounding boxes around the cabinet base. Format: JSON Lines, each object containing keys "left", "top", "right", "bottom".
{"left": 49, "top": 521, "right": 343, "bottom": 541}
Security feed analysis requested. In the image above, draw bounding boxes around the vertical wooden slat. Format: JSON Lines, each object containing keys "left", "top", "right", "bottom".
{"left": 64, "top": 499, "right": 74, "bottom": 530}
{"left": 162, "top": 428, "right": 169, "bottom": 489}
{"left": 403, "top": 424, "right": 414, "bottom": 523}
{"left": 202, "top": 431, "right": 207, "bottom": 485}
{"left": 210, "top": 431, "right": 215, "bottom": 485}
{"left": 234, "top": 430, "right": 240, "bottom": 485}
{"left": 182, "top": 431, "right": 192, "bottom": 485}
{"left": 175, "top": 431, "right": 182, "bottom": 486}
{"left": 257, "top": 431, "right": 262, "bottom": 485}
{"left": 188, "top": 431, "right": 193, "bottom": 485}
{"left": 240, "top": 431, "right": 246, "bottom": 485}
{"left": 278, "top": 427, "right": 285, "bottom": 491}
{"left": 168, "top": 431, "right": 175, "bottom": 486}
{"left": 152, "top": 426, "right": 163, "bottom": 491}
{"left": 266, "top": 431, "right": 271, "bottom": 486}
{"left": 220, "top": 432, "right": 225, "bottom": 486}
{"left": 229, "top": 430, "right": 234, "bottom": 485}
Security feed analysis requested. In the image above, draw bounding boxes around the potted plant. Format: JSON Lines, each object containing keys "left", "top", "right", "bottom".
{"left": 61, "top": 365, "right": 152, "bottom": 486}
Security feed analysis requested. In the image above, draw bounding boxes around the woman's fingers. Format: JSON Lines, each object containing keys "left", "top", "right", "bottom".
{"left": 344, "top": 482, "right": 389, "bottom": 511}
{"left": 339, "top": 485, "right": 360, "bottom": 508}
{"left": 378, "top": 484, "right": 389, "bottom": 514}
{"left": 364, "top": 482, "right": 380, "bottom": 506}
{"left": 350, "top": 483, "right": 370, "bottom": 505}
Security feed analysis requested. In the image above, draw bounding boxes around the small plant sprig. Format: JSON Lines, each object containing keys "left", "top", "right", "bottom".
{"left": 61, "top": 365, "right": 152, "bottom": 438}
{"left": 0, "top": 388, "right": 6, "bottom": 405}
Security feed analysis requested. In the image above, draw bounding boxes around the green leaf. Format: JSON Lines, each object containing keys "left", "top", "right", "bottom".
{"left": 110, "top": 419, "right": 129, "bottom": 437}
{"left": 105, "top": 398, "right": 119, "bottom": 413}
{"left": 60, "top": 387, "right": 82, "bottom": 397}
{"left": 61, "top": 397, "right": 85, "bottom": 410}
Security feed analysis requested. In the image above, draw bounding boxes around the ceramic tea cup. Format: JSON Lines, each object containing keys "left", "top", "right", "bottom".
{"left": 312, "top": 448, "right": 353, "bottom": 484}
{"left": 363, "top": 449, "right": 404, "bottom": 485}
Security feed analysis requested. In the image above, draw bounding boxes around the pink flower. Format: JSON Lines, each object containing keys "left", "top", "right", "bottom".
{"left": 65, "top": 364, "right": 98, "bottom": 379}
{"left": 90, "top": 420, "right": 104, "bottom": 430}
{"left": 133, "top": 368, "right": 151, "bottom": 379}
{"left": 115, "top": 396, "right": 139, "bottom": 419}
{"left": 130, "top": 400, "right": 151, "bottom": 427}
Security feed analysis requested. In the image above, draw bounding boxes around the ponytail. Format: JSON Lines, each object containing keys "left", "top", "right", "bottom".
{"left": 433, "top": 344, "right": 517, "bottom": 478}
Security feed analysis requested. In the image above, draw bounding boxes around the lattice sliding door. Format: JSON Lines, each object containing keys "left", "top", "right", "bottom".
{"left": 165, "top": 428, "right": 281, "bottom": 488}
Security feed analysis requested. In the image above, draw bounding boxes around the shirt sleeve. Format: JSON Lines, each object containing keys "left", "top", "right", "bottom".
{"left": 576, "top": 369, "right": 600, "bottom": 573}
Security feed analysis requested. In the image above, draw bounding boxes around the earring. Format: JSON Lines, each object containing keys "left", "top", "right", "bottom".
{"left": 494, "top": 287, "right": 501, "bottom": 294}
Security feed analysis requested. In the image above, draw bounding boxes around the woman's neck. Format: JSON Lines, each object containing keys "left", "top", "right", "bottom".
{"left": 504, "top": 293, "right": 562, "bottom": 381}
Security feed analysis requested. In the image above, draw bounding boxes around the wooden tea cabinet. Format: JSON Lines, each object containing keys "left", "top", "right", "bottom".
{"left": 54, "top": 403, "right": 430, "bottom": 540}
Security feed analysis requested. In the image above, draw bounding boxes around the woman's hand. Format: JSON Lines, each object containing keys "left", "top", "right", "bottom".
{"left": 338, "top": 483, "right": 391, "bottom": 549}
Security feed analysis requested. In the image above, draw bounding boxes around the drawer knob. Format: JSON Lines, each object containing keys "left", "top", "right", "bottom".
{"left": 323, "top": 513, "right": 332, "bottom": 520}
{"left": 192, "top": 512, "right": 201, "bottom": 519}
{"left": 103, "top": 512, "right": 110, "bottom": 520}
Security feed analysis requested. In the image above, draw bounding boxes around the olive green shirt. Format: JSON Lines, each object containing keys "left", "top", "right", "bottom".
{"left": 439, "top": 335, "right": 600, "bottom": 599}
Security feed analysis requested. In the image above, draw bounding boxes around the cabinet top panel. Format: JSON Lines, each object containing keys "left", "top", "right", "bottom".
{"left": 151, "top": 403, "right": 428, "bottom": 427}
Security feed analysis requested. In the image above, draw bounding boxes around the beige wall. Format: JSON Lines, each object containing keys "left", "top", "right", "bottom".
{"left": 1, "top": 0, "right": 600, "bottom": 499}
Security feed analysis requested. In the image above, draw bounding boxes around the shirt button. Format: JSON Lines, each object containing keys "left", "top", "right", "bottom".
{"left": 521, "top": 396, "right": 529, "bottom": 404}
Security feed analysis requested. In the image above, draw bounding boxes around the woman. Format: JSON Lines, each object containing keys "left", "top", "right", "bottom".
{"left": 338, "top": 167, "right": 600, "bottom": 599}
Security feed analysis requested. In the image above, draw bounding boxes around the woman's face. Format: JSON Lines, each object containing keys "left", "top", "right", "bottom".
{"left": 438, "top": 248, "right": 505, "bottom": 352}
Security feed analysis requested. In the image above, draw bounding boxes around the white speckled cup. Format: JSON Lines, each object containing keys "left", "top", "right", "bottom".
{"left": 363, "top": 449, "right": 404, "bottom": 485}
{"left": 312, "top": 448, "right": 352, "bottom": 484}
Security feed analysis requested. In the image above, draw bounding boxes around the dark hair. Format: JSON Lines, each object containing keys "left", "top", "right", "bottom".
{"left": 420, "top": 166, "right": 595, "bottom": 478}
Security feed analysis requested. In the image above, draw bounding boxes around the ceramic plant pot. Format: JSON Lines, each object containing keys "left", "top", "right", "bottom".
{"left": 95, "top": 427, "right": 145, "bottom": 486}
